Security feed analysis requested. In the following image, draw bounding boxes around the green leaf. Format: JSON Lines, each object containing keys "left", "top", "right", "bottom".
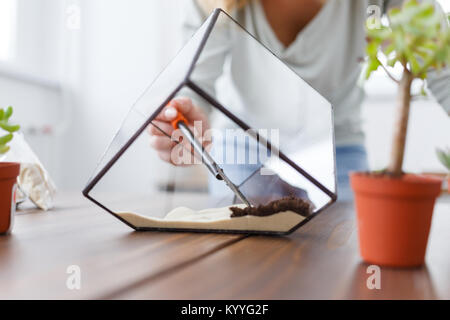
{"left": 420, "top": 82, "right": 427, "bottom": 95}
{"left": 405, "top": 49, "right": 421, "bottom": 74}
{"left": 393, "top": 31, "right": 406, "bottom": 57}
{"left": 389, "top": 7, "right": 401, "bottom": 17}
{"left": 0, "top": 145, "right": 10, "bottom": 154}
{"left": 404, "top": 0, "right": 419, "bottom": 8}
{"left": 0, "top": 106, "right": 19, "bottom": 154}
{"left": 420, "top": 41, "right": 438, "bottom": 51}
{"left": 0, "top": 121, "right": 20, "bottom": 133}
{"left": 387, "top": 56, "right": 398, "bottom": 67}
{"left": 365, "top": 57, "right": 381, "bottom": 80}
{"left": 366, "top": 26, "right": 391, "bottom": 41}
{"left": 366, "top": 40, "right": 380, "bottom": 58}
{"left": 417, "top": 3, "right": 434, "bottom": 19}
{"left": 383, "top": 43, "right": 396, "bottom": 56}
{"left": 4, "top": 106, "right": 13, "bottom": 119}
{"left": 0, "top": 133, "right": 13, "bottom": 146}
{"left": 436, "top": 148, "right": 450, "bottom": 171}
{"left": 414, "top": 47, "right": 430, "bottom": 62}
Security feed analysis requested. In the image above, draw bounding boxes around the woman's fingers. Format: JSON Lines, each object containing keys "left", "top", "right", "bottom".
{"left": 154, "top": 97, "right": 195, "bottom": 121}
{"left": 177, "top": 98, "right": 210, "bottom": 130}
{"left": 149, "top": 135, "right": 176, "bottom": 151}
{"left": 154, "top": 99, "right": 184, "bottom": 122}
{"left": 154, "top": 97, "right": 209, "bottom": 127}
{"left": 172, "top": 97, "right": 197, "bottom": 119}
{"left": 147, "top": 120, "right": 174, "bottom": 137}
{"left": 156, "top": 150, "right": 173, "bottom": 164}
{"left": 154, "top": 105, "right": 177, "bottom": 122}
{"left": 148, "top": 97, "right": 211, "bottom": 166}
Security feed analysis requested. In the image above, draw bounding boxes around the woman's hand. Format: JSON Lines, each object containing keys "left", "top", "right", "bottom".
{"left": 147, "top": 97, "right": 210, "bottom": 165}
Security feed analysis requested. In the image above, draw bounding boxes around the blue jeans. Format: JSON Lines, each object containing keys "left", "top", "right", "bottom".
{"left": 209, "top": 144, "right": 369, "bottom": 202}
{"left": 335, "top": 145, "right": 369, "bottom": 201}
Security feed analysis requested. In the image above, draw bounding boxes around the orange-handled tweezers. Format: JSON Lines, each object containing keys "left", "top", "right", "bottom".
{"left": 171, "top": 109, "right": 251, "bottom": 207}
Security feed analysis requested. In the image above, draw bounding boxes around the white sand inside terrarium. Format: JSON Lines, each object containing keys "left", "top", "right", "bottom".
{"left": 117, "top": 204, "right": 305, "bottom": 232}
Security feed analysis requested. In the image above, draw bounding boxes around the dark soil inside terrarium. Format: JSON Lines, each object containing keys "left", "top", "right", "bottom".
{"left": 230, "top": 196, "right": 312, "bottom": 218}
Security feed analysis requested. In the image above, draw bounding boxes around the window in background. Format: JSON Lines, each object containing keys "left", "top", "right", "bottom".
{"left": 0, "top": 0, "right": 17, "bottom": 61}
{"left": 439, "top": 0, "right": 450, "bottom": 13}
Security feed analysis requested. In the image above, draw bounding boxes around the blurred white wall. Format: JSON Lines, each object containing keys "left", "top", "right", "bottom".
{"left": 57, "top": 0, "right": 185, "bottom": 190}
{"left": 0, "top": 0, "right": 64, "bottom": 178}
{"left": 363, "top": 78, "right": 450, "bottom": 173}
{"left": 0, "top": 0, "right": 185, "bottom": 190}
{"left": 0, "top": 0, "right": 448, "bottom": 192}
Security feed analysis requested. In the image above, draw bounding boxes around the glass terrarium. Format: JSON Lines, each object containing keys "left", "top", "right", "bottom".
{"left": 83, "top": 9, "right": 336, "bottom": 235}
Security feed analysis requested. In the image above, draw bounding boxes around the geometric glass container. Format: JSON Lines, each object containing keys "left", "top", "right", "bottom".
{"left": 83, "top": 9, "right": 336, "bottom": 235}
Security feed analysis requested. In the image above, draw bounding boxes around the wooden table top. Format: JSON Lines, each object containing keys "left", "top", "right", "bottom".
{"left": 1, "top": 192, "right": 449, "bottom": 300}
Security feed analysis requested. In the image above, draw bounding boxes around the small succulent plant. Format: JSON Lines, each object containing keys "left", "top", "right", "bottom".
{"left": 0, "top": 106, "right": 20, "bottom": 154}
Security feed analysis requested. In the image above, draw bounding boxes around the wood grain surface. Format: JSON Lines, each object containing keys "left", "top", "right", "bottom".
{"left": 0, "top": 193, "right": 245, "bottom": 299}
{"left": 1, "top": 192, "right": 449, "bottom": 299}
{"left": 109, "top": 199, "right": 450, "bottom": 300}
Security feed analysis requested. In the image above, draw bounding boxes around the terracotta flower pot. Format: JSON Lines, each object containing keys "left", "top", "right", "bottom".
{"left": 0, "top": 162, "right": 20, "bottom": 235}
{"left": 350, "top": 172, "right": 442, "bottom": 267}
{"left": 447, "top": 177, "right": 450, "bottom": 194}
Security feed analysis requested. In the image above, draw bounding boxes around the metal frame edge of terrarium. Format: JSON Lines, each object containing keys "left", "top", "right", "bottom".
{"left": 82, "top": 8, "right": 337, "bottom": 235}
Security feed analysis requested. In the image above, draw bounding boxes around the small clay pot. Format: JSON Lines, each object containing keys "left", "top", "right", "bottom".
{"left": 447, "top": 176, "right": 450, "bottom": 194}
{"left": 350, "top": 172, "right": 442, "bottom": 267}
{"left": 0, "top": 162, "right": 20, "bottom": 235}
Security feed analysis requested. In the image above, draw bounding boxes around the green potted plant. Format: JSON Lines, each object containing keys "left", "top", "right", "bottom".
{"left": 0, "top": 106, "right": 20, "bottom": 234}
{"left": 350, "top": 0, "right": 449, "bottom": 267}
{"left": 436, "top": 148, "right": 450, "bottom": 192}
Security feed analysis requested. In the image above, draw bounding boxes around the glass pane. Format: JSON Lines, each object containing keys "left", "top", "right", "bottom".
{"left": 85, "top": 12, "right": 216, "bottom": 185}
{"left": 189, "top": 10, "right": 336, "bottom": 195}
{"left": 85, "top": 9, "right": 336, "bottom": 235}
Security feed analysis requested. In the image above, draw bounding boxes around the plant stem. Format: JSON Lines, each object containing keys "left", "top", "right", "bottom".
{"left": 387, "top": 68, "right": 413, "bottom": 176}
{"left": 378, "top": 60, "right": 400, "bottom": 84}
